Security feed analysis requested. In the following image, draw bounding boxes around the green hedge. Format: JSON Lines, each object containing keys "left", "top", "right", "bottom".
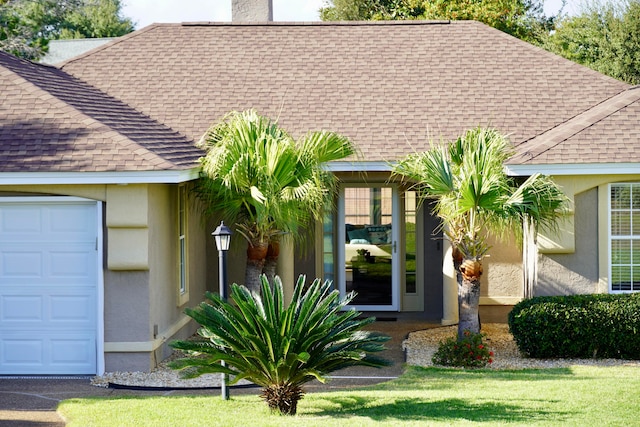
{"left": 508, "top": 293, "right": 640, "bottom": 359}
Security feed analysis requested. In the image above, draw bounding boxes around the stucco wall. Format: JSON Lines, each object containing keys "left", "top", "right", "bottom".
{"left": 147, "top": 184, "right": 207, "bottom": 362}
{"left": 537, "top": 188, "right": 600, "bottom": 295}
{"left": 481, "top": 234, "right": 523, "bottom": 298}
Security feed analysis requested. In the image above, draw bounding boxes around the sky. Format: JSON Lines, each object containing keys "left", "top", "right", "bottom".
{"left": 121, "top": 0, "right": 580, "bottom": 30}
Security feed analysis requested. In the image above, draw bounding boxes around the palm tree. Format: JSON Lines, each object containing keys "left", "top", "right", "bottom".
{"left": 195, "top": 109, "right": 356, "bottom": 292}
{"left": 169, "top": 275, "right": 390, "bottom": 415}
{"left": 393, "top": 127, "right": 567, "bottom": 340}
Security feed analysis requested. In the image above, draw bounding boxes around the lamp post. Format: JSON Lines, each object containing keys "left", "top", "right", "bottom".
{"left": 212, "top": 221, "right": 232, "bottom": 400}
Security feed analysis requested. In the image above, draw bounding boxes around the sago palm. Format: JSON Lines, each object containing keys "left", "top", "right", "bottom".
{"left": 195, "top": 109, "right": 356, "bottom": 291}
{"left": 393, "top": 127, "right": 567, "bottom": 339}
{"left": 169, "top": 275, "right": 390, "bottom": 415}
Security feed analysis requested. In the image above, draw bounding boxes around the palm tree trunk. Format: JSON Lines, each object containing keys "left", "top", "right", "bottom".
{"left": 457, "top": 257, "right": 483, "bottom": 340}
{"left": 457, "top": 278, "right": 481, "bottom": 340}
{"left": 245, "top": 241, "right": 268, "bottom": 294}
{"left": 262, "top": 240, "right": 280, "bottom": 285}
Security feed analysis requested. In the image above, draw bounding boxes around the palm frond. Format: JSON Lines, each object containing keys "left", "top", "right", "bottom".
{"left": 170, "top": 274, "right": 390, "bottom": 390}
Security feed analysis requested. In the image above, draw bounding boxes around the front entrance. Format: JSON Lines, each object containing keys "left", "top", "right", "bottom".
{"left": 338, "top": 185, "right": 399, "bottom": 311}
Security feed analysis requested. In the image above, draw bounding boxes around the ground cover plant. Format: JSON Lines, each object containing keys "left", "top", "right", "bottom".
{"left": 432, "top": 330, "right": 494, "bottom": 368}
{"left": 59, "top": 365, "right": 640, "bottom": 426}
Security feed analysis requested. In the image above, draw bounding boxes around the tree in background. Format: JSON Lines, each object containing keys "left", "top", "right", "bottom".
{"left": 543, "top": 0, "right": 640, "bottom": 84}
{"left": 320, "top": 0, "right": 555, "bottom": 43}
{"left": 0, "top": 0, "right": 134, "bottom": 60}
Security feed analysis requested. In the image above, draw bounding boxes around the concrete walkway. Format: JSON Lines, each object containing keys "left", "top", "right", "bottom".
{"left": 0, "top": 316, "right": 437, "bottom": 426}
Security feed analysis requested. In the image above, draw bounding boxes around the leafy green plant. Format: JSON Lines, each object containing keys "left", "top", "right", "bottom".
{"left": 509, "top": 293, "right": 640, "bottom": 359}
{"left": 432, "top": 330, "right": 494, "bottom": 368}
{"left": 169, "top": 275, "right": 390, "bottom": 415}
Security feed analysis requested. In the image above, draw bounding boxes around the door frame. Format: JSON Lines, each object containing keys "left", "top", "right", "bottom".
{"left": 337, "top": 184, "right": 400, "bottom": 311}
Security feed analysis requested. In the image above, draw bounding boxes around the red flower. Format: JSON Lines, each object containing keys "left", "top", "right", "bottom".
{"left": 488, "top": 359, "right": 493, "bottom": 364}
{"left": 489, "top": 351, "right": 494, "bottom": 356}
{"left": 478, "top": 345, "right": 484, "bottom": 349}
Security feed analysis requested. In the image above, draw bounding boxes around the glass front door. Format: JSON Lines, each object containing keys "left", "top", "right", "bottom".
{"left": 338, "top": 185, "right": 399, "bottom": 311}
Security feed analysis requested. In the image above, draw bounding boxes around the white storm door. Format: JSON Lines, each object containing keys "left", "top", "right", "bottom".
{"left": 338, "top": 185, "right": 399, "bottom": 311}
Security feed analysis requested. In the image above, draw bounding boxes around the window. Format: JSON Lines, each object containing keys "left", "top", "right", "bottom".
{"left": 405, "top": 191, "right": 417, "bottom": 294}
{"left": 178, "top": 185, "right": 188, "bottom": 299}
{"left": 322, "top": 210, "right": 334, "bottom": 285}
{"left": 610, "top": 183, "right": 640, "bottom": 292}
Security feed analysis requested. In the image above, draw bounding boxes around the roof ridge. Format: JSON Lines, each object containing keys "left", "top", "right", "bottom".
{"left": 509, "top": 86, "right": 640, "bottom": 164}
{"left": 179, "top": 19, "right": 451, "bottom": 27}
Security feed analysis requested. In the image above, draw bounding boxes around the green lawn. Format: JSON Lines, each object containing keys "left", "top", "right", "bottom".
{"left": 59, "top": 365, "right": 640, "bottom": 426}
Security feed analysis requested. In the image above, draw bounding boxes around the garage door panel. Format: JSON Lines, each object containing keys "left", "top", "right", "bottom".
{"left": 1, "top": 333, "right": 96, "bottom": 374}
{"left": 1, "top": 251, "right": 43, "bottom": 278}
{"left": 0, "top": 208, "right": 42, "bottom": 235}
{"left": 0, "top": 244, "right": 96, "bottom": 285}
{"left": 50, "top": 247, "right": 96, "bottom": 279}
{"left": 0, "top": 204, "right": 95, "bottom": 242}
{"left": 1, "top": 289, "right": 95, "bottom": 326}
{"left": 0, "top": 200, "right": 98, "bottom": 375}
{"left": 49, "top": 205, "right": 95, "bottom": 235}
{"left": 50, "top": 294, "right": 94, "bottom": 322}
{"left": 1, "top": 295, "right": 43, "bottom": 322}
{"left": 1, "top": 338, "right": 43, "bottom": 365}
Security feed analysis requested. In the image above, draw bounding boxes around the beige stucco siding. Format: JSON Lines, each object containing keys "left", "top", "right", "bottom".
{"left": 481, "top": 234, "right": 523, "bottom": 300}
{"left": 537, "top": 188, "right": 600, "bottom": 295}
{"left": 147, "top": 184, "right": 206, "bottom": 363}
{"left": 535, "top": 174, "right": 640, "bottom": 296}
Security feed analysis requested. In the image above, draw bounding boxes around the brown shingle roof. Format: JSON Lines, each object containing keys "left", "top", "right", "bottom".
{"left": 509, "top": 86, "right": 640, "bottom": 165}
{"left": 0, "top": 51, "right": 201, "bottom": 173}
{"left": 60, "top": 21, "right": 630, "bottom": 164}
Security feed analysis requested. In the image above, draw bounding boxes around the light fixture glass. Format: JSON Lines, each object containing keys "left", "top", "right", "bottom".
{"left": 212, "top": 221, "right": 232, "bottom": 251}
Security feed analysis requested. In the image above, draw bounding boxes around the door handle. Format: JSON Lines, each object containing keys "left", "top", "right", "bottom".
{"left": 393, "top": 241, "right": 397, "bottom": 253}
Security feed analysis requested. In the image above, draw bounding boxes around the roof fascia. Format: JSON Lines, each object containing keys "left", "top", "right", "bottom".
{"left": 506, "top": 163, "right": 640, "bottom": 176}
{"left": 326, "top": 161, "right": 392, "bottom": 172}
{"left": 0, "top": 168, "right": 200, "bottom": 185}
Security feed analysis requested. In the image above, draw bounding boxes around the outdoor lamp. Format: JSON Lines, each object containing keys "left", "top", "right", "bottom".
{"left": 212, "top": 220, "right": 232, "bottom": 400}
{"left": 212, "top": 221, "right": 232, "bottom": 252}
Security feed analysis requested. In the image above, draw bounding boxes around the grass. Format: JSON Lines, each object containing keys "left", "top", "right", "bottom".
{"left": 58, "top": 365, "right": 640, "bottom": 426}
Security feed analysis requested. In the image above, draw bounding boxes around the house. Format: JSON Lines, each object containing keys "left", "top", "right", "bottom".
{"left": 1, "top": 5, "right": 638, "bottom": 374}
{"left": 0, "top": 52, "right": 206, "bottom": 374}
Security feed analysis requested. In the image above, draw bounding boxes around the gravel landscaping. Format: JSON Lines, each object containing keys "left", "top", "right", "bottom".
{"left": 92, "top": 323, "right": 640, "bottom": 388}
{"left": 404, "top": 323, "right": 640, "bottom": 370}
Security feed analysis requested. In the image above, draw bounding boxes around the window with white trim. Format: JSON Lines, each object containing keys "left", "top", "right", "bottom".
{"left": 178, "top": 185, "right": 188, "bottom": 297}
{"left": 610, "top": 183, "right": 640, "bottom": 292}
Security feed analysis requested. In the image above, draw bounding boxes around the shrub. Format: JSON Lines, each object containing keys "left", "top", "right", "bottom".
{"left": 169, "top": 275, "right": 390, "bottom": 415}
{"left": 432, "top": 330, "right": 494, "bottom": 368}
{"left": 508, "top": 293, "right": 640, "bottom": 359}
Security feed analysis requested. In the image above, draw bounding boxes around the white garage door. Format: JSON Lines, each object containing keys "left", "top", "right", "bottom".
{"left": 0, "top": 198, "right": 98, "bottom": 375}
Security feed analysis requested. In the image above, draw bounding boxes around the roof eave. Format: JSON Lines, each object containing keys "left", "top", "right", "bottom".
{"left": 326, "top": 161, "right": 392, "bottom": 172}
{"left": 506, "top": 163, "right": 640, "bottom": 177}
{"left": 0, "top": 168, "right": 201, "bottom": 185}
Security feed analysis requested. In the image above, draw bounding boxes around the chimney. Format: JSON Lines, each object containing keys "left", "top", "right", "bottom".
{"left": 232, "top": 0, "right": 273, "bottom": 22}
